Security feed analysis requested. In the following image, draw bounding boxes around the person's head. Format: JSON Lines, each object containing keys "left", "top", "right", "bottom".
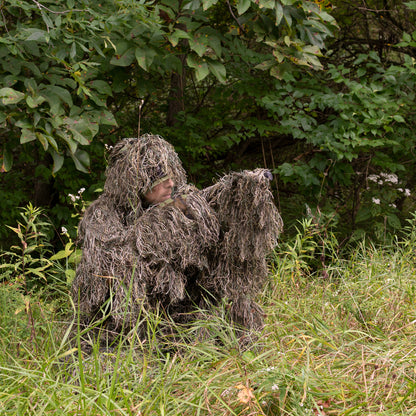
{"left": 104, "top": 134, "right": 186, "bottom": 213}
{"left": 143, "top": 177, "right": 174, "bottom": 205}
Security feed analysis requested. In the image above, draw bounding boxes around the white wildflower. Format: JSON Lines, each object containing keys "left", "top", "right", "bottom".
{"left": 405, "top": 188, "right": 411, "bottom": 196}
{"left": 78, "top": 187, "right": 85, "bottom": 194}
{"left": 368, "top": 174, "right": 379, "bottom": 183}
{"left": 372, "top": 197, "right": 381, "bottom": 205}
{"left": 389, "top": 203, "right": 397, "bottom": 208}
{"left": 271, "top": 384, "right": 279, "bottom": 391}
{"left": 380, "top": 172, "right": 398, "bottom": 184}
{"left": 68, "top": 193, "right": 76, "bottom": 202}
{"left": 61, "top": 226, "right": 68, "bottom": 234}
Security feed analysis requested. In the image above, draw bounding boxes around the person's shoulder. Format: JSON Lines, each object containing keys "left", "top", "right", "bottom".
{"left": 80, "top": 194, "right": 122, "bottom": 227}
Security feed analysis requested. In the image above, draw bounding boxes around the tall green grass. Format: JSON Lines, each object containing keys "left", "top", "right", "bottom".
{"left": 1, "top": 219, "right": 416, "bottom": 415}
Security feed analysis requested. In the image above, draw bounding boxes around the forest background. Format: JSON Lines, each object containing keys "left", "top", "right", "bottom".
{"left": 2, "top": 0, "right": 416, "bottom": 248}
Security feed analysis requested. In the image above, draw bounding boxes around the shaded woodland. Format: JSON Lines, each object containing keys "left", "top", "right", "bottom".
{"left": 1, "top": 0, "right": 416, "bottom": 245}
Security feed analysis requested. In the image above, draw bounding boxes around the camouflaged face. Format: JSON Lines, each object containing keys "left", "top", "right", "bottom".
{"left": 103, "top": 134, "right": 187, "bottom": 214}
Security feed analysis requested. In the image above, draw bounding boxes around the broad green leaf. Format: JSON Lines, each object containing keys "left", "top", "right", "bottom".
{"left": 0, "top": 88, "right": 25, "bottom": 105}
{"left": 69, "top": 249, "right": 82, "bottom": 265}
{"left": 46, "top": 134, "right": 59, "bottom": 151}
{"left": 70, "top": 42, "right": 77, "bottom": 59}
{"left": 90, "top": 40, "right": 105, "bottom": 58}
{"left": 27, "top": 266, "right": 50, "bottom": 279}
{"left": 43, "top": 85, "right": 73, "bottom": 107}
{"left": 36, "top": 132, "right": 49, "bottom": 150}
{"left": 387, "top": 213, "right": 401, "bottom": 229}
{"left": 273, "top": 49, "right": 284, "bottom": 63}
{"left": 20, "top": 129, "right": 37, "bottom": 144}
{"left": 41, "top": 11, "right": 54, "bottom": 30}
{"left": 205, "top": 32, "right": 222, "bottom": 56}
{"left": 24, "top": 78, "right": 37, "bottom": 94}
{"left": 202, "top": 0, "right": 218, "bottom": 10}
{"left": 24, "top": 29, "right": 48, "bottom": 42}
{"left": 319, "top": 10, "right": 337, "bottom": 23}
{"left": 66, "top": 269, "right": 76, "bottom": 285}
{"left": 64, "top": 117, "right": 99, "bottom": 144}
{"left": 189, "top": 37, "right": 207, "bottom": 57}
{"left": 284, "top": 35, "right": 291, "bottom": 46}
{"left": 270, "top": 65, "right": 282, "bottom": 78}
{"left": 88, "top": 80, "right": 113, "bottom": 96}
{"left": 183, "top": 0, "right": 202, "bottom": 10}
{"left": 135, "top": 48, "right": 157, "bottom": 71}
{"left": 283, "top": 8, "right": 292, "bottom": 27}
{"left": 3, "top": 57, "right": 21, "bottom": 76}
{"left": 255, "top": 60, "right": 274, "bottom": 70}
{"left": 161, "top": 54, "right": 183, "bottom": 72}
{"left": 65, "top": 126, "right": 90, "bottom": 145}
{"left": 404, "top": 1, "right": 416, "bottom": 10}
{"left": 70, "top": 149, "right": 90, "bottom": 173}
{"left": 208, "top": 61, "right": 226, "bottom": 83}
{"left": 58, "top": 129, "right": 78, "bottom": 154}
{"left": 393, "top": 115, "right": 405, "bottom": 123}
{"left": 187, "top": 54, "right": 200, "bottom": 69}
{"left": 15, "top": 119, "right": 33, "bottom": 129}
{"left": 258, "top": 0, "right": 274, "bottom": 9}
{"left": 51, "top": 149, "right": 64, "bottom": 174}
{"left": 110, "top": 47, "right": 135, "bottom": 67}
{"left": 26, "top": 95, "right": 46, "bottom": 108}
{"left": 195, "top": 62, "right": 209, "bottom": 81}
{"left": 237, "top": 0, "right": 251, "bottom": 15}
{"left": 1, "top": 149, "right": 12, "bottom": 172}
{"left": 168, "top": 29, "right": 191, "bottom": 47}
{"left": 187, "top": 54, "right": 210, "bottom": 80}
{"left": 97, "top": 110, "right": 117, "bottom": 126}
{"left": 50, "top": 242, "right": 74, "bottom": 260}
{"left": 3, "top": 75, "right": 18, "bottom": 87}
{"left": 275, "top": 2, "right": 284, "bottom": 25}
{"left": 306, "top": 19, "right": 334, "bottom": 37}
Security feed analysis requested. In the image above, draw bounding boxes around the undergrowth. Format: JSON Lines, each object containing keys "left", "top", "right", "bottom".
{"left": 1, "top": 211, "right": 416, "bottom": 415}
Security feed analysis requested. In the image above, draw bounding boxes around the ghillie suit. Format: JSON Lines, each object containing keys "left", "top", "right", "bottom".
{"left": 201, "top": 169, "right": 284, "bottom": 330}
{"left": 72, "top": 134, "right": 283, "bottom": 339}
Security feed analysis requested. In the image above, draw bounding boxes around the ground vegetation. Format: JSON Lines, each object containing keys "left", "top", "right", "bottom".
{"left": 1, "top": 210, "right": 416, "bottom": 414}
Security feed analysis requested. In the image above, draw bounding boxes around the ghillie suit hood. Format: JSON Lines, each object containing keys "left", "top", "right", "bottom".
{"left": 72, "top": 134, "right": 283, "bottom": 341}
{"left": 104, "top": 134, "right": 187, "bottom": 218}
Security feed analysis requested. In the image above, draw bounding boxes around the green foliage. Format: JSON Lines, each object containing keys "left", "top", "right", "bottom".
{"left": 0, "top": 203, "right": 54, "bottom": 289}
{"left": 0, "top": 0, "right": 336, "bottom": 174}
{"left": 0, "top": 203, "right": 74, "bottom": 291}
{"left": 256, "top": 50, "right": 416, "bottom": 240}
{"left": 0, "top": 0, "right": 340, "bottom": 242}
{"left": 0, "top": 0, "right": 121, "bottom": 173}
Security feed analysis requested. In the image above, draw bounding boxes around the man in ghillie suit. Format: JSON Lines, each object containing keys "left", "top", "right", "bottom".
{"left": 72, "top": 134, "right": 283, "bottom": 339}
